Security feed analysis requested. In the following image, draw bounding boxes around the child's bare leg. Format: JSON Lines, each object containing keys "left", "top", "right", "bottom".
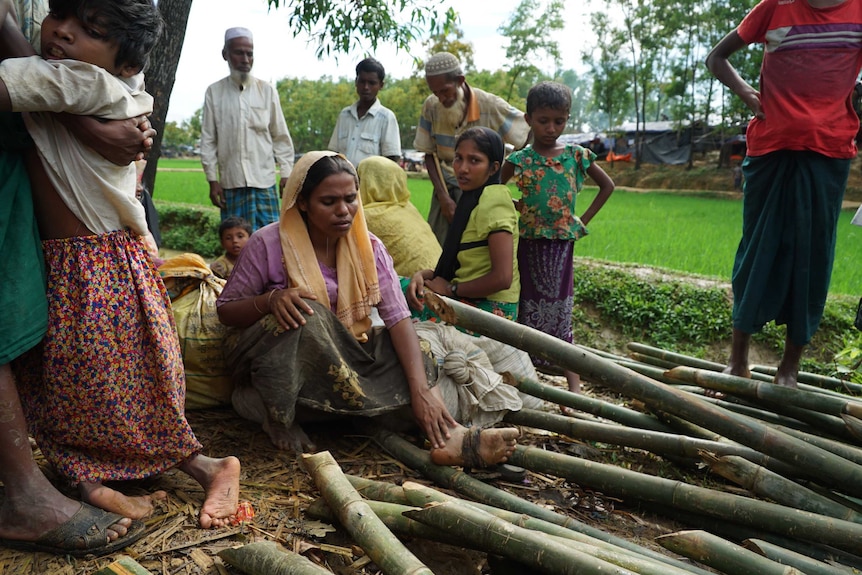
{"left": 178, "top": 453, "right": 241, "bottom": 529}
{"left": 774, "top": 338, "right": 803, "bottom": 389}
{"left": 723, "top": 328, "right": 752, "bottom": 378}
{"left": 430, "top": 425, "right": 519, "bottom": 467}
{"left": 564, "top": 370, "right": 581, "bottom": 394}
{"left": 559, "top": 370, "right": 582, "bottom": 415}
{"left": 79, "top": 481, "right": 166, "bottom": 520}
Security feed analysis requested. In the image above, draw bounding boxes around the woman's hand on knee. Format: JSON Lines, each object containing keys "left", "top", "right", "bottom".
{"left": 270, "top": 287, "right": 316, "bottom": 331}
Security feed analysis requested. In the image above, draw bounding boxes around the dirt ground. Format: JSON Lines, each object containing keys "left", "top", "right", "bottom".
{"left": 0, "top": 370, "right": 721, "bottom": 575}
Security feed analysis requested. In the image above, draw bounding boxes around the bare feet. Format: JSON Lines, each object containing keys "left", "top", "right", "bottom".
{"left": 774, "top": 340, "right": 803, "bottom": 388}
{"left": 560, "top": 371, "right": 582, "bottom": 415}
{"left": 179, "top": 454, "right": 241, "bottom": 529}
{"left": 79, "top": 481, "right": 166, "bottom": 520}
{"left": 263, "top": 414, "right": 317, "bottom": 452}
{"left": 430, "top": 425, "right": 519, "bottom": 467}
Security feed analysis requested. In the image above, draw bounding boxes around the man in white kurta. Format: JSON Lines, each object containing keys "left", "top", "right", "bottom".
{"left": 200, "top": 27, "right": 294, "bottom": 231}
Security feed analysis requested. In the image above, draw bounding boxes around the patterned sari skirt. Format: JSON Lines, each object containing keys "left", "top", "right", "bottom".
{"left": 16, "top": 230, "right": 201, "bottom": 483}
{"left": 224, "top": 301, "right": 437, "bottom": 430}
{"left": 517, "top": 238, "right": 575, "bottom": 371}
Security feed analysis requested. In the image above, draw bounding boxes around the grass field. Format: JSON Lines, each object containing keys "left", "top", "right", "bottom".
{"left": 152, "top": 159, "right": 861, "bottom": 295}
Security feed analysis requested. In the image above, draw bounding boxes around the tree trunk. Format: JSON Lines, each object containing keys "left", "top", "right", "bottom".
{"left": 143, "top": 0, "right": 194, "bottom": 196}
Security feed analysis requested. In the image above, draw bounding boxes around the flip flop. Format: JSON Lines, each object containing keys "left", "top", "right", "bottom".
{"left": 0, "top": 502, "right": 147, "bottom": 558}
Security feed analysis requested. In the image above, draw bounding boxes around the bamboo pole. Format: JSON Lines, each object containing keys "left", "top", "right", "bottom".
{"left": 702, "top": 453, "right": 862, "bottom": 523}
{"left": 637, "top": 501, "right": 862, "bottom": 570}
{"left": 424, "top": 293, "right": 862, "bottom": 498}
{"left": 665, "top": 366, "right": 862, "bottom": 420}
{"left": 312, "top": 494, "right": 701, "bottom": 575}
{"left": 507, "top": 444, "right": 862, "bottom": 553}
{"left": 615, "top": 359, "right": 694, "bottom": 386}
{"left": 218, "top": 541, "right": 332, "bottom": 575}
{"left": 347, "top": 476, "right": 710, "bottom": 575}
{"left": 627, "top": 352, "right": 681, "bottom": 370}
{"left": 697, "top": 394, "right": 826, "bottom": 434}
{"left": 397, "top": 482, "right": 704, "bottom": 575}
{"left": 510, "top": 376, "right": 675, "bottom": 433}
{"left": 306, "top": 498, "right": 463, "bottom": 546}
{"left": 506, "top": 408, "right": 799, "bottom": 477}
{"left": 371, "top": 426, "right": 716, "bottom": 575}
{"left": 626, "top": 343, "right": 728, "bottom": 372}
{"left": 657, "top": 530, "right": 806, "bottom": 575}
{"left": 301, "top": 451, "right": 433, "bottom": 575}
{"left": 744, "top": 539, "right": 854, "bottom": 575}
{"left": 751, "top": 364, "right": 862, "bottom": 395}
{"left": 404, "top": 501, "right": 640, "bottom": 575}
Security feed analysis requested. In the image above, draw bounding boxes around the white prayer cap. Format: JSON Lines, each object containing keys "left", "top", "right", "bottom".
{"left": 425, "top": 52, "right": 462, "bottom": 77}
{"left": 225, "top": 27, "right": 253, "bottom": 43}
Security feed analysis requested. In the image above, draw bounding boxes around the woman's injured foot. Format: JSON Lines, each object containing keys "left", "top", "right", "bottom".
{"left": 430, "top": 425, "right": 519, "bottom": 467}
{"left": 79, "top": 481, "right": 166, "bottom": 520}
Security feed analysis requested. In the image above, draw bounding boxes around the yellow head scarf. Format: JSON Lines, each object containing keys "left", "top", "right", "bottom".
{"left": 279, "top": 151, "right": 380, "bottom": 341}
{"left": 357, "top": 156, "right": 411, "bottom": 208}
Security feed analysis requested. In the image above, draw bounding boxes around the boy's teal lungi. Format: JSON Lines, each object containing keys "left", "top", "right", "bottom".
{"left": 732, "top": 151, "right": 849, "bottom": 346}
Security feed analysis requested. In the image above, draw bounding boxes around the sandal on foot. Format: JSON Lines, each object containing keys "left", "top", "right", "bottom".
{"left": 0, "top": 502, "right": 146, "bottom": 558}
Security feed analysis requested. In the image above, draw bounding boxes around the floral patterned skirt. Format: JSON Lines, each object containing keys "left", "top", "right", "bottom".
{"left": 16, "top": 231, "right": 201, "bottom": 483}
{"left": 517, "top": 238, "right": 575, "bottom": 371}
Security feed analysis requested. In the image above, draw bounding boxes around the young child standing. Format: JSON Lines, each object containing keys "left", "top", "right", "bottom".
{"left": 211, "top": 216, "right": 252, "bottom": 280}
{"left": 0, "top": 0, "right": 240, "bottom": 528}
{"left": 501, "top": 81, "right": 615, "bottom": 395}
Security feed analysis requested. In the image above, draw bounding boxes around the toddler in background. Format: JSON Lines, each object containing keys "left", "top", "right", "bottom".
{"left": 501, "top": 81, "right": 615, "bottom": 396}
{"left": 211, "top": 216, "right": 251, "bottom": 279}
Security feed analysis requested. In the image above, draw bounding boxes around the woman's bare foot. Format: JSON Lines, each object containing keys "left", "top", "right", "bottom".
{"left": 263, "top": 414, "right": 316, "bottom": 452}
{"left": 430, "top": 425, "right": 519, "bottom": 467}
{"left": 79, "top": 481, "right": 166, "bottom": 520}
{"left": 179, "top": 454, "right": 241, "bottom": 528}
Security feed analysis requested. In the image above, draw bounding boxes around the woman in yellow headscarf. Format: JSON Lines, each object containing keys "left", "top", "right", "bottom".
{"left": 357, "top": 156, "right": 441, "bottom": 277}
{"left": 217, "top": 152, "right": 520, "bottom": 466}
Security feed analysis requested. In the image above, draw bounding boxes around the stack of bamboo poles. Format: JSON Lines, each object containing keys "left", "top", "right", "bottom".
{"left": 222, "top": 293, "right": 862, "bottom": 575}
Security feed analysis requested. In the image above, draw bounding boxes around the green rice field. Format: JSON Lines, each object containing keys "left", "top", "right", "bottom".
{"left": 153, "top": 160, "right": 861, "bottom": 295}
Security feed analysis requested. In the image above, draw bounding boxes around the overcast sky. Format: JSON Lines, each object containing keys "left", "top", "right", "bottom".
{"left": 166, "top": 0, "right": 609, "bottom": 122}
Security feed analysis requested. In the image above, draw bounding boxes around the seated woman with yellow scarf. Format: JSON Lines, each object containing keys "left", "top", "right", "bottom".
{"left": 216, "top": 151, "right": 521, "bottom": 467}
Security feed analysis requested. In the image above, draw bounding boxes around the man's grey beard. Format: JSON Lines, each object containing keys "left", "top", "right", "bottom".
{"left": 229, "top": 68, "right": 250, "bottom": 84}
{"left": 439, "top": 85, "right": 467, "bottom": 128}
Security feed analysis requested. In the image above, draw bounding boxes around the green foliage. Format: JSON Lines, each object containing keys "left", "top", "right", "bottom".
{"left": 267, "top": 0, "right": 457, "bottom": 59}
{"left": 834, "top": 331, "right": 862, "bottom": 384}
{"left": 422, "top": 25, "right": 476, "bottom": 73}
{"left": 498, "top": 0, "right": 565, "bottom": 100}
{"left": 380, "top": 76, "right": 433, "bottom": 149}
{"left": 156, "top": 202, "right": 222, "bottom": 259}
{"left": 570, "top": 261, "right": 855, "bottom": 373}
{"left": 278, "top": 77, "right": 355, "bottom": 152}
{"left": 151, "top": 160, "right": 860, "bottom": 297}
{"left": 571, "top": 262, "right": 732, "bottom": 352}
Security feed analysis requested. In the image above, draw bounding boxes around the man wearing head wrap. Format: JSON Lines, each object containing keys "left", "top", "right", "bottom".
{"left": 200, "top": 27, "right": 295, "bottom": 231}
{"left": 414, "top": 52, "right": 530, "bottom": 245}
